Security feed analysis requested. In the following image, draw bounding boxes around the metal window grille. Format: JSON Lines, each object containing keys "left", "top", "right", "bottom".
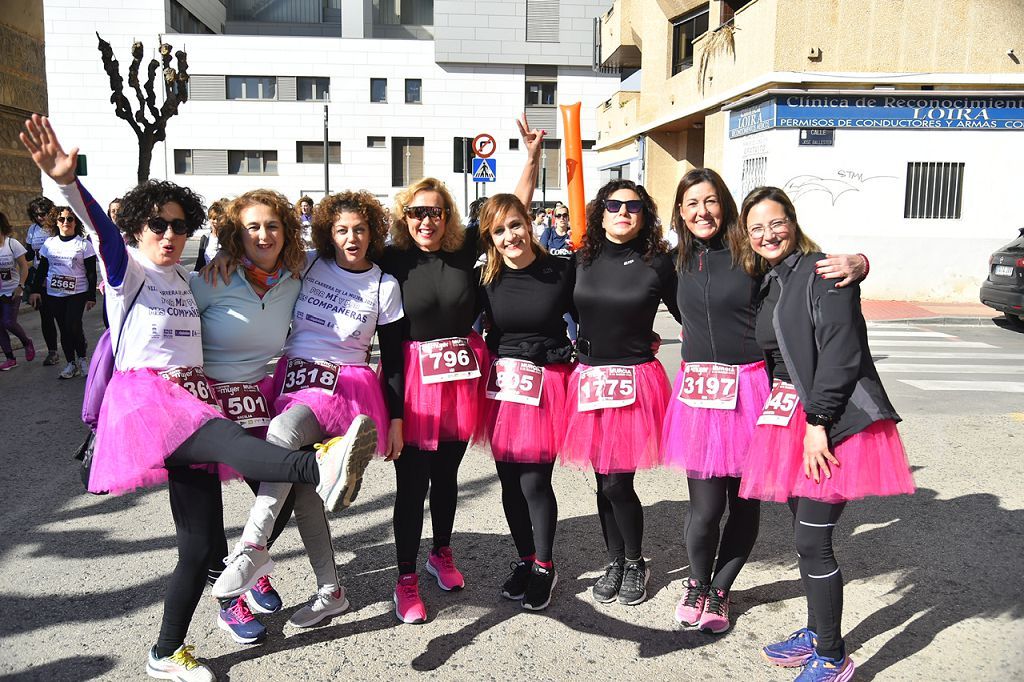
{"left": 904, "top": 162, "right": 964, "bottom": 219}
{"left": 526, "top": 0, "right": 559, "bottom": 42}
{"left": 741, "top": 156, "right": 766, "bottom": 197}
{"left": 391, "top": 137, "right": 424, "bottom": 187}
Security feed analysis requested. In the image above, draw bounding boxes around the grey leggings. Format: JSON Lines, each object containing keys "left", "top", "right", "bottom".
{"left": 239, "top": 405, "right": 339, "bottom": 591}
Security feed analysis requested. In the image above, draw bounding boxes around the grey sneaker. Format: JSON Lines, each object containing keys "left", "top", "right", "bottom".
{"left": 314, "top": 415, "right": 378, "bottom": 512}
{"left": 211, "top": 542, "right": 273, "bottom": 599}
{"left": 591, "top": 558, "right": 625, "bottom": 603}
{"left": 617, "top": 558, "right": 650, "bottom": 605}
{"left": 287, "top": 585, "right": 350, "bottom": 628}
{"left": 76, "top": 356, "right": 88, "bottom": 377}
{"left": 58, "top": 361, "right": 79, "bottom": 379}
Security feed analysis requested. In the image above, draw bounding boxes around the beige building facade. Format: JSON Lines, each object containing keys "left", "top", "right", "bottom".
{"left": 594, "top": 0, "right": 1024, "bottom": 301}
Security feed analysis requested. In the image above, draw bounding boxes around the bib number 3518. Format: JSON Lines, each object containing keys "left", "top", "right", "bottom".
{"left": 757, "top": 380, "right": 799, "bottom": 426}
{"left": 485, "top": 358, "right": 544, "bottom": 406}
{"left": 418, "top": 337, "right": 480, "bottom": 385}
{"left": 281, "top": 358, "right": 339, "bottom": 395}
{"left": 577, "top": 365, "right": 636, "bottom": 412}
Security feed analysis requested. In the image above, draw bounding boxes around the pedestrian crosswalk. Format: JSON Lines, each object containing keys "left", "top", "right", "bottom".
{"left": 869, "top": 324, "right": 1024, "bottom": 394}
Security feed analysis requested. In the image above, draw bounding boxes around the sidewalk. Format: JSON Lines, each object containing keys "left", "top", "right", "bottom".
{"left": 861, "top": 299, "right": 996, "bottom": 324}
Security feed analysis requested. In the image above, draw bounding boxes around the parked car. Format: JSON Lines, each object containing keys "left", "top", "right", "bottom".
{"left": 980, "top": 227, "right": 1024, "bottom": 324}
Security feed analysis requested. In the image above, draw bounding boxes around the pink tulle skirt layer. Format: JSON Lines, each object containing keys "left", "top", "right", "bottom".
{"left": 272, "top": 357, "right": 388, "bottom": 454}
{"left": 208, "top": 374, "right": 277, "bottom": 440}
{"left": 400, "top": 333, "right": 489, "bottom": 451}
{"left": 739, "top": 402, "right": 915, "bottom": 503}
{"left": 90, "top": 369, "right": 234, "bottom": 495}
{"left": 481, "top": 362, "right": 573, "bottom": 464}
{"left": 661, "top": 361, "right": 770, "bottom": 479}
{"left": 559, "top": 360, "right": 671, "bottom": 474}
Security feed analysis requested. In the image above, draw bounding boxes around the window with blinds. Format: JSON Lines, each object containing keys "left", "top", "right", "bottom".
{"left": 741, "top": 156, "right": 766, "bottom": 197}
{"left": 392, "top": 137, "right": 425, "bottom": 186}
{"left": 296, "top": 141, "right": 341, "bottom": 164}
{"left": 536, "top": 139, "right": 561, "bottom": 190}
{"left": 904, "top": 162, "right": 964, "bottom": 219}
{"left": 526, "top": 0, "right": 559, "bottom": 42}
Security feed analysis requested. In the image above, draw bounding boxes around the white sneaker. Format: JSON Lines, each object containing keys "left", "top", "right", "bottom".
{"left": 146, "top": 645, "right": 216, "bottom": 681}
{"left": 76, "top": 356, "right": 88, "bottom": 377}
{"left": 314, "top": 415, "right": 378, "bottom": 512}
{"left": 211, "top": 542, "right": 274, "bottom": 599}
{"left": 287, "top": 585, "right": 350, "bottom": 628}
{"left": 58, "top": 361, "right": 78, "bottom": 379}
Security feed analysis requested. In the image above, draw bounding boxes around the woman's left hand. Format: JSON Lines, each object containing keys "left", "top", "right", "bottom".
{"left": 85, "top": 300, "right": 96, "bottom": 311}
{"left": 384, "top": 419, "right": 404, "bottom": 461}
{"left": 815, "top": 253, "right": 867, "bottom": 288}
{"left": 803, "top": 424, "right": 840, "bottom": 483}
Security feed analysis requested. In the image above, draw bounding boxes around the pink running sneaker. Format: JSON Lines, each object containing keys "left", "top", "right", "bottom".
{"left": 0, "top": 359, "right": 16, "bottom": 372}
{"left": 394, "top": 574, "right": 427, "bottom": 624}
{"left": 674, "top": 577, "right": 708, "bottom": 626}
{"left": 698, "top": 587, "right": 731, "bottom": 634}
{"left": 426, "top": 546, "right": 465, "bottom": 591}
{"left": 24, "top": 340, "right": 35, "bottom": 362}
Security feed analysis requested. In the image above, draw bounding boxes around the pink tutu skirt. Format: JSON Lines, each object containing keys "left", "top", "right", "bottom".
{"left": 208, "top": 374, "right": 277, "bottom": 440}
{"left": 272, "top": 357, "right": 389, "bottom": 454}
{"left": 400, "top": 333, "right": 490, "bottom": 451}
{"left": 90, "top": 369, "right": 235, "bottom": 495}
{"left": 739, "top": 401, "right": 915, "bottom": 503}
{"left": 481, "top": 362, "right": 573, "bottom": 464}
{"left": 559, "top": 360, "right": 671, "bottom": 474}
{"left": 661, "top": 361, "right": 770, "bottom": 479}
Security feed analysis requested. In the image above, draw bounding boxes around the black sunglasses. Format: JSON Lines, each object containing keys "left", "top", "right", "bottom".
{"left": 147, "top": 216, "right": 190, "bottom": 236}
{"left": 554, "top": 212, "right": 569, "bottom": 219}
{"left": 56, "top": 216, "right": 76, "bottom": 224}
{"left": 603, "top": 199, "right": 643, "bottom": 215}
{"left": 403, "top": 206, "right": 445, "bottom": 221}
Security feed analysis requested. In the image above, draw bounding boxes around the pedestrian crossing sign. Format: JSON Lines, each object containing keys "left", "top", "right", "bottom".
{"left": 472, "top": 158, "right": 496, "bottom": 182}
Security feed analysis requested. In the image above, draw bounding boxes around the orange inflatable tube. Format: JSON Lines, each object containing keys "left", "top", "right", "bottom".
{"left": 560, "top": 102, "right": 586, "bottom": 248}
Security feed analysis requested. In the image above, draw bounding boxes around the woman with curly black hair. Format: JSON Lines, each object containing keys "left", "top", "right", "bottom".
{"left": 24, "top": 195, "right": 59, "bottom": 364}
{"left": 21, "top": 114, "right": 364, "bottom": 682}
{"left": 558, "top": 179, "right": 681, "bottom": 607}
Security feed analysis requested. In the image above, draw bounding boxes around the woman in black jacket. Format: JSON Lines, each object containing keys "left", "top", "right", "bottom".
{"left": 738, "top": 186, "right": 914, "bottom": 682}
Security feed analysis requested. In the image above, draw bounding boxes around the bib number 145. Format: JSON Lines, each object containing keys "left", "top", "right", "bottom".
{"left": 757, "top": 380, "right": 799, "bottom": 426}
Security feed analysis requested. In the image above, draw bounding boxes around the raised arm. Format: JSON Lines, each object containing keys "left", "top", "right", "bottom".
{"left": 513, "top": 113, "right": 546, "bottom": 209}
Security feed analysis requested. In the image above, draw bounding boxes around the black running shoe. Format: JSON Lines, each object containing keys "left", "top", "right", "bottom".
{"left": 618, "top": 558, "right": 650, "bottom": 605}
{"left": 522, "top": 563, "right": 557, "bottom": 611}
{"left": 501, "top": 559, "right": 532, "bottom": 600}
{"left": 591, "top": 558, "right": 625, "bottom": 603}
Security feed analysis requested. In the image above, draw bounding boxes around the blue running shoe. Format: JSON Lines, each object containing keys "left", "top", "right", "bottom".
{"left": 794, "top": 651, "right": 855, "bottom": 682}
{"left": 761, "top": 628, "right": 818, "bottom": 667}
{"left": 217, "top": 595, "right": 267, "bottom": 644}
{"left": 247, "top": 574, "right": 282, "bottom": 614}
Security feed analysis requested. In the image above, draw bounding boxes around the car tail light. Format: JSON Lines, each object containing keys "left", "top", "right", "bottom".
{"left": 1017, "top": 258, "right": 1024, "bottom": 269}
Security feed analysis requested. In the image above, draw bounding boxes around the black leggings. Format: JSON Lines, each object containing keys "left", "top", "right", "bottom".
{"left": 48, "top": 292, "right": 88, "bottom": 362}
{"left": 393, "top": 441, "right": 466, "bottom": 574}
{"left": 684, "top": 476, "right": 760, "bottom": 591}
{"left": 595, "top": 472, "right": 643, "bottom": 561}
{"left": 37, "top": 292, "right": 58, "bottom": 352}
{"left": 495, "top": 461, "right": 557, "bottom": 563}
{"left": 790, "top": 497, "right": 847, "bottom": 660}
{"left": 155, "top": 419, "right": 320, "bottom": 656}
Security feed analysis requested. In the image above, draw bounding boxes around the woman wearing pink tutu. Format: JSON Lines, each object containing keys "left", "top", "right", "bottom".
{"left": 21, "top": 115, "right": 359, "bottom": 682}
{"left": 738, "top": 186, "right": 914, "bottom": 682}
{"left": 477, "top": 193, "right": 575, "bottom": 611}
{"left": 660, "top": 169, "right": 867, "bottom": 634}
{"left": 211, "top": 190, "right": 404, "bottom": 630}
{"left": 560, "top": 180, "right": 680, "bottom": 607}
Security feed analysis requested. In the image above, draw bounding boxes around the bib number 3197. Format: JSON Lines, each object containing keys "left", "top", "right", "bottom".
{"left": 213, "top": 382, "right": 271, "bottom": 429}
{"left": 485, "top": 358, "right": 544, "bottom": 406}
{"left": 676, "top": 362, "right": 739, "bottom": 410}
{"left": 418, "top": 337, "right": 480, "bottom": 385}
{"left": 161, "top": 366, "right": 221, "bottom": 410}
{"left": 577, "top": 365, "right": 636, "bottom": 412}
{"left": 757, "top": 380, "right": 799, "bottom": 426}
{"left": 281, "top": 358, "right": 339, "bottom": 395}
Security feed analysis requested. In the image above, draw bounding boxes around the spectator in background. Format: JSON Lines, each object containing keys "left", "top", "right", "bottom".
{"left": 0, "top": 211, "right": 33, "bottom": 371}
{"left": 107, "top": 197, "right": 122, "bottom": 224}
{"left": 532, "top": 208, "right": 548, "bottom": 241}
{"left": 539, "top": 206, "right": 577, "bottom": 342}
{"left": 296, "top": 195, "right": 314, "bottom": 246}
{"left": 98, "top": 197, "right": 123, "bottom": 328}
{"left": 24, "top": 196, "right": 59, "bottom": 365}
{"left": 195, "top": 198, "right": 228, "bottom": 271}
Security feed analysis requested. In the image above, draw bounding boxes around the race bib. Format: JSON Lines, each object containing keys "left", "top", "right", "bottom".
{"left": 213, "top": 382, "right": 271, "bottom": 429}
{"left": 160, "top": 366, "right": 221, "bottom": 410}
{"left": 577, "top": 365, "right": 636, "bottom": 412}
{"left": 50, "top": 274, "right": 78, "bottom": 292}
{"left": 0, "top": 269, "right": 11, "bottom": 282}
{"left": 418, "top": 337, "right": 481, "bottom": 385}
{"left": 280, "top": 357, "right": 339, "bottom": 395}
{"left": 676, "top": 362, "right": 739, "bottom": 410}
{"left": 757, "top": 380, "right": 800, "bottom": 426}
{"left": 485, "top": 358, "right": 544, "bottom": 407}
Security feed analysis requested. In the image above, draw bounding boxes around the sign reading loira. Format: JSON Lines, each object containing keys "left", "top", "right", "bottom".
{"left": 730, "top": 94, "right": 1024, "bottom": 138}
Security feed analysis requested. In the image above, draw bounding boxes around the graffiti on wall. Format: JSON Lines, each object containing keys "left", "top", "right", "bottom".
{"left": 783, "top": 170, "right": 897, "bottom": 205}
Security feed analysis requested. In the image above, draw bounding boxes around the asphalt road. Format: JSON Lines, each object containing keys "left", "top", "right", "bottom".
{"left": 0, "top": 302, "right": 1021, "bottom": 680}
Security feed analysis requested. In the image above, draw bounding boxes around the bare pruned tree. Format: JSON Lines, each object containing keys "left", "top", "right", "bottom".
{"left": 96, "top": 34, "right": 190, "bottom": 183}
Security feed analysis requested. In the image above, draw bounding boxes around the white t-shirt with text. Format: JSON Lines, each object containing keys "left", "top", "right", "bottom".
{"left": 0, "top": 238, "right": 27, "bottom": 296}
{"left": 40, "top": 235, "right": 95, "bottom": 297}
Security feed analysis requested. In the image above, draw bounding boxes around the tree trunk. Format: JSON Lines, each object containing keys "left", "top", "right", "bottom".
{"left": 137, "top": 134, "right": 154, "bottom": 184}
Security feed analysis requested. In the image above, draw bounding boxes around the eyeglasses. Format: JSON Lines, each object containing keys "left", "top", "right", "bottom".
{"left": 147, "top": 216, "right": 190, "bottom": 236}
{"left": 56, "top": 216, "right": 76, "bottom": 224}
{"left": 603, "top": 199, "right": 643, "bottom": 215}
{"left": 747, "top": 218, "right": 790, "bottom": 240}
{"left": 403, "top": 206, "right": 445, "bottom": 221}
{"left": 554, "top": 212, "right": 569, "bottom": 219}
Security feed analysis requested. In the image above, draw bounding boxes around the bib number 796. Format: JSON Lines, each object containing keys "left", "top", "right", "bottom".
{"left": 418, "top": 337, "right": 481, "bottom": 384}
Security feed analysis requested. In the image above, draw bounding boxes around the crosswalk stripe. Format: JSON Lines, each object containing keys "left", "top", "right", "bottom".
{"left": 877, "top": 364, "right": 1024, "bottom": 374}
{"left": 868, "top": 340, "right": 995, "bottom": 348}
{"left": 867, "top": 330, "right": 956, "bottom": 338}
{"left": 872, "top": 352, "right": 1024, "bottom": 360}
{"left": 898, "top": 380, "right": 1024, "bottom": 393}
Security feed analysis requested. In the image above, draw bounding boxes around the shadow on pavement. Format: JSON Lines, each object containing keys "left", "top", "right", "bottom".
{"left": 0, "top": 655, "right": 117, "bottom": 681}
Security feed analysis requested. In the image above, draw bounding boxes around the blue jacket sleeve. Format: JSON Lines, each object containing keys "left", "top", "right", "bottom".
{"left": 60, "top": 180, "right": 129, "bottom": 287}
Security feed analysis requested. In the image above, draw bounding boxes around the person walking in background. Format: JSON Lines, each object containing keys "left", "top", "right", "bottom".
{"left": 0, "top": 212, "right": 33, "bottom": 371}
{"left": 24, "top": 196, "right": 60, "bottom": 365}
{"left": 296, "top": 195, "right": 314, "bottom": 245}
{"left": 539, "top": 205, "right": 576, "bottom": 342}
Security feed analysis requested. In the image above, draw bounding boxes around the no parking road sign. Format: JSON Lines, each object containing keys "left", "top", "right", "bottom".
{"left": 472, "top": 158, "right": 496, "bottom": 182}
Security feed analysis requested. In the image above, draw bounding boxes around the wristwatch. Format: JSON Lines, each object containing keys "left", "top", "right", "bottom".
{"left": 805, "top": 412, "right": 833, "bottom": 428}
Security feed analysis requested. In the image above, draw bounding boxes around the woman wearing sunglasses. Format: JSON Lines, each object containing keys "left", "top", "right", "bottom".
{"left": 738, "top": 187, "right": 913, "bottom": 682}
{"left": 25, "top": 196, "right": 60, "bottom": 364}
{"left": 661, "top": 169, "right": 867, "bottom": 635}
{"left": 22, "top": 115, "right": 360, "bottom": 681}
{"left": 559, "top": 180, "right": 681, "bottom": 607}
{"left": 0, "top": 212, "right": 32, "bottom": 371}
{"left": 28, "top": 204, "right": 97, "bottom": 379}
{"left": 539, "top": 206, "right": 576, "bottom": 342}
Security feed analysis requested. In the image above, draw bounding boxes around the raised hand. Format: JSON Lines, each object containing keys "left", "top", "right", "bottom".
{"left": 516, "top": 112, "right": 546, "bottom": 162}
{"left": 20, "top": 115, "right": 78, "bottom": 186}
